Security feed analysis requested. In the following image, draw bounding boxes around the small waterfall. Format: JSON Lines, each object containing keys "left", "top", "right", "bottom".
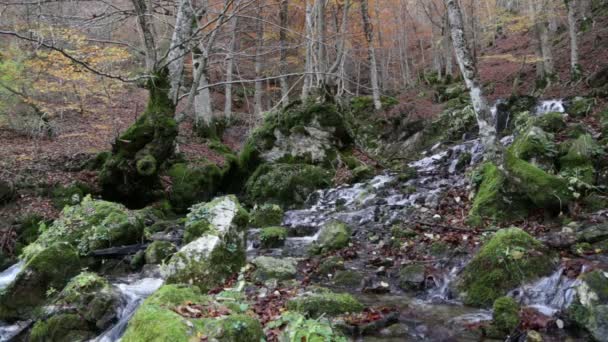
{"left": 0, "top": 261, "right": 24, "bottom": 290}
{"left": 508, "top": 267, "right": 582, "bottom": 316}
{"left": 93, "top": 277, "right": 163, "bottom": 342}
{"left": 425, "top": 260, "right": 468, "bottom": 304}
{"left": 534, "top": 100, "right": 565, "bottom": 115}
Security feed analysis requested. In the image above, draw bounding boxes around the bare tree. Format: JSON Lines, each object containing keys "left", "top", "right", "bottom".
{"left": 444, "top": 0, "right": 497, "bottom": 158}
{"left": 278, "top": 0, "right": 290, "bottom": 107}
{"left": 253, "top": 0, "right": 265, "bottom": 116}
{"left": 565, "top": 0, "right": 581, "bottom": 80}
{"left": 360, "top": 0, "right": 381, "bottom": 110}
{"left": 224, "top": 0, "right": 241, "bottom": 118}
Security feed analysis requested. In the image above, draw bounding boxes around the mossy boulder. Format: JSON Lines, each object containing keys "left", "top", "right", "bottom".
{"left": 242, "top": 102, "right": 352, "bottom": 168}
{"left": 286, "top": 288, "right": 364, "bottom": 317}
{"left": 251, "top": 256, "right": 297, "bottom": 281}
{"left": 398, "top": 264, "right": 426, "bottom": 291}
{"left": 535, "top": 112, "right": 566, "bottom": 133}
{"left": 259, "top": 226, "right": 288, "bottom": 248}
{"left": 316, "top": 256, "right": 345, "bottom": 276}
{"left": 510, "top": 126, "right": 556, "bottom": 170}
{"left": 505, "top": 151, "right": 573, "bottom": 211}
{"left": 123, "top": 284, "right": 263, "bottom": 342}
{"left": 57, "top": 272, "right": 119, "bottom": 330}
{"left": 249, "top": 203, "right": 283, "bottom": 227}
{"left": 145, "top": 241, "right": 177, "bottom": 264}
{"left": 122, "top": 285, "right": 209, "bottom": 342}
{"left": 567, "top": 97, "right": 594, "bottom": 117}
{"left": 100, "top": 70, "right": 178, "bottom": 207}
{"left": 568, "top": 271, "right": 608, "bottom": 341}
{"left": 332, "top": 270, "right": 364, "bottom": 288}
{"left": 245, "top": 163, "right": 332, "bottom": 207}
{"left": 24, "top": 195, "right": 143, "bottom": 257}
{"left": 30, "top": 313, "right": 95, "bottom": 342}
{"left": 167, "top": 162, "right": 222, "bottom": 213}
{"left": 51, "top": 182, "right": 92, "bottom": 209}
{"left": 0, "top": 242, "right": 81, "bottom": 320}
{"left": 457, "top": 228, "right": 557, "bottom": 307}
{"left": 164, "top": 196, "right": 248, "bottom": 291}
{"left": 268, "top": 311, "right": 347, "bottom": 342}
{"left": 559, "top": 134, "right": 602, "bottom": 185}
{"left": 577, "top": 223, "right": 608, "bottom": 243}
{"left": 488, "top": 296, "right": 520, "bottom": 337}
{"left": 310, "top": 221, "right": 351, "bottom": 255}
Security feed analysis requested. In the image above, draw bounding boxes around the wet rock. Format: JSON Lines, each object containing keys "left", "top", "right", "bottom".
{"left": 457, "top": 228, "right": 557, "bottom": 307}
{"left": 251, "top": 256, "right": 297, "bottom": 281}
{"left": 316, "top": 255, "right": 345, "bottom": 276}
{"left": 362, "top": 277, "right": 391, "bottom": 294}
{"left": 0, "top": 242, "right": 81, "bottom": 320}
{"left": 286, "top": 288, "right": 364, "bottom": 317}
{"left": 259, "top": 226, "right": 288, "bottom": 248}
{"left": 164, "top": 196, "right": 248, "bottom": 291}
{"left": 310, "top": 220, "right": 351, "bottom": 255}
{"left": 577, "top": 223, "right": 608, "bottom": 243}
{"left": 568, "top": 270, "right": 608, "bottom": 341}
{"left": 249, "top": 204, "right": 283, "bottom": 227}
{"left": 332, "top": 270, "right": 364, "bottom": 288}
{"left": 398, "top": 264, "right": 426, "bottom": 291}
{"left": 144, "top": 241, "right": 177, "bottom": 264}
{"left": 541, "top": 230, "right": 576, "bottom": 248}
{"left": 30, "top": 313, "right": 95, "bottom": 342}
{"left": 0, "top": 180, "right": 15, "bottom": 204}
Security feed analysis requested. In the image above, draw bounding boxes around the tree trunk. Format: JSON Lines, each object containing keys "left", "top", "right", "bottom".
{"left": 530, "top": 0, "right": 554, "bottom": 81}
{"left": 360, "top": 0, "right": 381, "bottom": 110}
{"left": 301, "top": 0, "right": 314, "bottom": 100}
{"left": 566, "top": 0, "right": 581, "bottom": 79}
{"left": 444, "top": 0, "right": 497, "bottom": 159}
{"left": 253, "top": 0, "right": 265, "bottom": 117}
{"left": 167, "top": 0, "right": 194, "bottom": 104}
{"left": 278, "top": 0, "right": 290, "bottom": 107}
{"left": 224, "top": 3, "right": 240, "bottom": 118}
{"left": 131, "top": 0, "right": 157, "bottom": 72}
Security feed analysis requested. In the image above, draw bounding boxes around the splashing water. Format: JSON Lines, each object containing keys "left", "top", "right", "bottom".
{"left": 535, "top": 100, "right": 565, "bottom": 115}
{"left": 0, "top": 261, "right": 24, "bottom": 290}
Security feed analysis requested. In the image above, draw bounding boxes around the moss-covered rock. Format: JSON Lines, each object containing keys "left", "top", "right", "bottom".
{"left": 251, "top": 256, "right": 297, "bottom": 281}
{"left": 259, "top": 226, "right": 288, "bottom": 248}
{"left": 457, "top": 228, "right": 557, "bottom": 307}
{"left": 567, "top": 97, "right": 594, "bottom": 117}
{"left": 100, "top": 70, "right": 178, "bottom": 207}
{"left": 559, "top": 134, "right": 602, "bottom": 185}
{"left": 202, "top": 314, "right": 264, "bottom": 342}
{"left": 286, "top": 288, "right": 364, "bottom": 317}
{"left": 245, "top": 163, "right": 332, "bottom": 207}
{"left": 268, "top": 311, "right": 347, "bottom": 342}
{"left": 310, "top": 221, "right": 351, "bottom": 255}
{"left": 577, "top": 223, "right": 608, "bottom": 243}
{"left": 351, "top": 165, "right": 374, "bottom": 183}
{"left": 505, "top": 151, "right": 573, "bottom": 211}
{"left": 167, "top": 162, "right": 222, "bottom": 213}
{"left": 57, "top": 272, "right": 119, "bottom": 330}
{"left": 316, "top": 256, "right": 345, "bottom": 276}
{"left": 51, "top": 182, "right": 92, "bottom": 209}
{"left": 24, "top": 195, "right": 143, "bottom": 256}
{"left": 332, "top": 270, "right": 363, "bottom": 288}
{"left": 568, "top": 271, "right": 608, "bottom": 341}
{"left": 489, "top": 296, "right": 520, "bottom": 337}
{"left": 249, "top": 203, "right": 283, "bottom": 227}
{"left": 535, "top": 112, "right": 566, "bottom": 133}
{"left": 164, "top": 196, "right": 248, "bottom": 291}
{"left": 510, "top": 126, "right": 556, "bottom": 169}
{"left": 398, "top": 264, "right": 426, "bottom": 291}
{"left": 30, "top": 313, "right": 95, "bottom": 342}
{"left": 145, "top": 241, "right": 177, "bottom": 264}
{"left": 0, "top": 242, "right": 82, "bottom": 320}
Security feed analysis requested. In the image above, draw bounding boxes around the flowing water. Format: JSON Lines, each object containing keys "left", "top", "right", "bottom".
{"left": 0, "top": 98, "right": 583, "bottom": 341}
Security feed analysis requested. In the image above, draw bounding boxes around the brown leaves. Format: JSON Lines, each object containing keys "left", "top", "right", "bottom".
{"left": 172, "top": 302, "right": 232, "bottom": 319}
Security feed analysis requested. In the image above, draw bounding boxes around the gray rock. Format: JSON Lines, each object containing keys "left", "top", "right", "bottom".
{"left": 577, "top": 223, "right": 608, "bottom": 243}
{"left": 251, "top": 256, "right": 297, "bottom": 281}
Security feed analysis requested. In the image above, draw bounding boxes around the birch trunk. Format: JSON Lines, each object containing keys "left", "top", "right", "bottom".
{"left": 444, "top": 0, "right": 497, "bottom": 158}
{"left": 360, "top": 0, "right": 381, "bottom": 110}
{"left": 301, "top": 0, "right": 314, "bottom": 100}
{"left": 566, "top": 0, "right": 581, "bottom": 79}
{"left": 131, "top": 0, "right": 157, "bottom": 73}
{"left": 278, "top": 0, "right": 290, "bottom": 107}
{"left": 253, "top": 0, "right": 265, "bottom": 117}
{"left": 168, "top": 0, "right": 194, "bottom": 104}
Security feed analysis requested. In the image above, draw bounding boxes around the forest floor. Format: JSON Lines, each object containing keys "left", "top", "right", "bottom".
{"left": 1, "top": 16, "right": 607, "bottom": 229}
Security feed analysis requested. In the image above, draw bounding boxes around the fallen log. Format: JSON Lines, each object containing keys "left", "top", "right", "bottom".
{"left": 89, "top": 243, "right": 149, "bottom": 257}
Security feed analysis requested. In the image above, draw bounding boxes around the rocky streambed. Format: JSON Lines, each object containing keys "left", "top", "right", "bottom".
{"left": 0, "top": 98, "right": 607, "bottom": 341}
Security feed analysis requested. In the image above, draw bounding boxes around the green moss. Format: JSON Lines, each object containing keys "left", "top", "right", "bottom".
{"left": 310, "top": 221, "right": 351, "bottom": 255}
{"left": 260, "top": 226, "right": 288, "bottom": 248}
{"left": 167, "top": 162, "right": 222, "bottom": 213}
{"left": 535, "top": 112, "right": 566, "bottom": 133}
{"left": 467, "top": 163, "right": 527, "bottom": 226}
{"left": 567, "top": 97, "right": 594, "bottom": 117}
{"left": 509, "top": 126, "right": 556, "bottom": 167}
{"left": 183, "top": 219, "right": 212, "bottom": 244}
{"left": 249, "top": 204, "right": 283, "bottom": 227}
{"left": 147, "top": 284, "right": 208, "bottom": 306}
{"left": 351, "top": 165, "right": 374, "bottom": 182}
{"left": 245, "top": 163, "right": 332, "bottom": 207}
{"left": 30, "top": 313, "right": 95, "bottom": 342}
{"left": 458, "top": 228, "right": 557, "bottom": 307}
{"left": 505, "top": 151, "right": 573, "bottom": 211}
{"left": 316, "top": 256, "right": 345, "bottom": 276}
{"left": 0, "top": 243, "right": 81, "bottom": 320}
{"left": 122, "top": 301, "right": 201, "bottom": 342}
{"left": 203, "top": 314, "right": 264, "bottom": 342}
{"left": 136, "top": 154, "right": 157, "bottom": 176}
{"left": 286, "top": 289, "right": 364, "bottom": 317}
{"left": 251, "top": 256, "right": 297, "bottom": 281}
{"left": 51, "top": 182, "right": 92, "bottom": 209}
{"left": 390, "top": 224, "right": 417, "bottom": 239}
{"left": 559, "top": 134, "right": 602, "bottom": 185}
{"left": 332, "top": 270, "right": 363, "bottom": 287}
{"left": 490, "top": 296, "right": 520, "bottom": 336}
{"left": 145, "top": 241, "right": 177, "bottom": 264}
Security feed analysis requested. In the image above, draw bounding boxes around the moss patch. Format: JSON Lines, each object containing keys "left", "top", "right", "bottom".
{"left": 286, "top": 288, "right": 364, "bottom": 317}
{"left": 30, "top": 313, "right": 95, "bottom": 342}
{"left": 167, "top": 162, "right": 222, "bottom": 213}
{"left": 458, "top": 228, "right": 557, "bottom": 307}
{"left": 249, "top": 204, "right": 283, "bottom": 227}
{"left": 260, "top": 226, "right": 288, "bottom": 248}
